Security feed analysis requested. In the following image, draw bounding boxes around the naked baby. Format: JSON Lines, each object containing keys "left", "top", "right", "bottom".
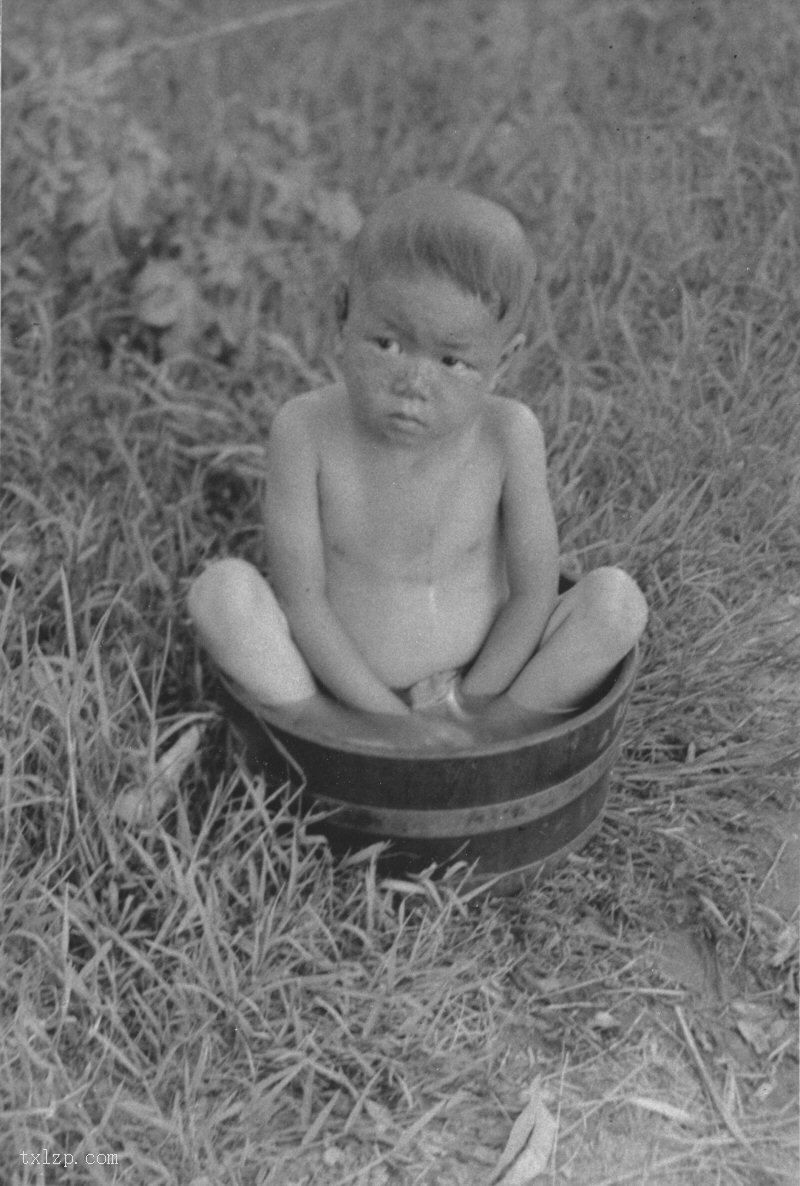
{"left": 188, "top": 184, "right": 648, "bottom": 748}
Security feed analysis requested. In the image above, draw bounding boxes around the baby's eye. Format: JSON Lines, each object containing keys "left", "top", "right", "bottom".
{"left": 441, "top": 355, "right": 473, "bottom": 374}
{"left": 373, "top": 336, "right": 401, "bottom": 355}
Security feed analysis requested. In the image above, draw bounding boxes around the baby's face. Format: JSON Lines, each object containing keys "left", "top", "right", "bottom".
{"left": 340, "top": 271, "right": 511, "bottom": 447}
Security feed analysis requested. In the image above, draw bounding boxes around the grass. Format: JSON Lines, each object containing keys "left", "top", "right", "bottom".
{"left": 2, "top": 0, "right": 799, "bottom": 1182}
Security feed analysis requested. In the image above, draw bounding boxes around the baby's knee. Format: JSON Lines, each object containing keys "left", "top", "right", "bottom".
{"left": 187, "top": 558, "right": 264, "bottom": 633}
{"left": 584, "top": 566, "right": 648, "bottom": 648}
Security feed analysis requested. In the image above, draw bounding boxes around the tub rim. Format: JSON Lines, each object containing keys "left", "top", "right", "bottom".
{"left": 225, "top": 643, "right": 640, "bottom": 762}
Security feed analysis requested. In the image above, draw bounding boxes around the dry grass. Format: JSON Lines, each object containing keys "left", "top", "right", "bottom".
{"left": 2, "top": 1, "right": 798, "bottom": 1183}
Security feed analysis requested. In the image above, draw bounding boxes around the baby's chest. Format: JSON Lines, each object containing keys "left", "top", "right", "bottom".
{"left": 319, "top": 458, "right": 502, "bottom": 562}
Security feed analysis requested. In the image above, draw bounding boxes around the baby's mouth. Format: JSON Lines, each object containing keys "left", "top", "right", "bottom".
{"left": 388, "top": 409, "right": 426, "bottom": 427}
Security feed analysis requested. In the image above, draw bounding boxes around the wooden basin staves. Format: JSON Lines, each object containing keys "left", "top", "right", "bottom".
{"left": 222, "top": 645, "right": 640, "bottom": 890}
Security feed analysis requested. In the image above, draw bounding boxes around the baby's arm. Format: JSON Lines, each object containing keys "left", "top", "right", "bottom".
{"left": 264, "top": 400, "right": 409, "bottom": 715}
{"left": 459, "top": 403, "right": 559, "bottom": 702}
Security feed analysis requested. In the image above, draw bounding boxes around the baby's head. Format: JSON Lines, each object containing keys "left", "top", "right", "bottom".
{"left": 341, "top": 184, "right": 537, "bottom": 345}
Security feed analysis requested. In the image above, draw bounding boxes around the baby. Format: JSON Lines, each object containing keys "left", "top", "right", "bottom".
{"left": 188, "top": 184, "right": 647, "bottom": 747}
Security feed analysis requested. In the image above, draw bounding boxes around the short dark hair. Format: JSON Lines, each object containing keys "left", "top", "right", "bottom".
{"left": 348, "top": 184, "right": 537, "bottom": 339}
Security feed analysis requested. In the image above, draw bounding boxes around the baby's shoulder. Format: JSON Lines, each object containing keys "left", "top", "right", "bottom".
{"left": 271, "top": 384, "right": 347, "bottom": 441}
{"left": 485, "top": 395, "right": 544, "bottom": 446}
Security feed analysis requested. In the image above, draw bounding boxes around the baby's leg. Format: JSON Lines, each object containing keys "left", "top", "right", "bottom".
{"left": 187, "top": 558, "right": 316, "bottom": 704}
{"left": 188, "top": 562, "right": 469, "bottom": 750}
{"left": 503, "top": 567, "right": 647, "bottom": 716}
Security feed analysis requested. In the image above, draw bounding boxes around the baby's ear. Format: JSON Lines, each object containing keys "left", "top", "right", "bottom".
{"left": 489, "top": 332, "right": 526, "bottom": 393}
{"left": 334, "top": 282, "right": 349, "bottom": 326}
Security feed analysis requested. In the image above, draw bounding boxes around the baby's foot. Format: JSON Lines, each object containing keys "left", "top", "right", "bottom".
{"left": 460, "top": 693, "right": 575, "bottom": 742}
{"left": 413, "top": 714, "right": 477, "bottom": 749}
{"left": 278, "top": 695, "right": 424, "bottom": 751}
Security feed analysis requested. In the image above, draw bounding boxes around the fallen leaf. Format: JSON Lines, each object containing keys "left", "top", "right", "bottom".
{"left": 363, "top": 1099, "right": 394, "bottom": 1133}
{"left": 770, "top": 924, "right": 798, "bottom": 967}
{"left": 653, "top": 928, "right": 709, "bottom": 993}
{"left": 114, "top": 724, "right": 204, "bottom": 825}
{"left": 574, "top": 916, "right": 614, "bottom": 945}
{"left": 627, "top": 1095, "right": 697, "bottom": 1126}
{"left": 153, "top": 725, "right": 204, "bottom": 785}
{"left": 527, "top": 975, "right": 563, "bottom": 996}
{"left": 732, "top": 999, "right": 791, "bottom": 1056}
{"left": 735, "top": 1017, "right": 774, "bottom": 1055}
{"left": 490, "top": 1079, "right": 557, "bottom": 1186}
{"left": 589, "top": 1010, "right": 619, "bottom": 1031}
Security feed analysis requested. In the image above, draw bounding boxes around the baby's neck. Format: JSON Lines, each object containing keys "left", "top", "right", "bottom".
{"left": 352, "top": 409, "right": 482, "bottom": 471}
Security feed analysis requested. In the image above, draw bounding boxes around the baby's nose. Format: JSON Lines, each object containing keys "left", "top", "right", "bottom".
{"left": 395, "top": 356, "right": 435, "bottom": 395}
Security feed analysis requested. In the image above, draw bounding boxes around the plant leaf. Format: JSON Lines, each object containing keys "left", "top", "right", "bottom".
{"left": 313, "top": 188, "right": 363, "bottom": 240}
{"left": 133, "top": 259, "right": 197, "bottom": 328}
{"left": 111, "top": 159, "right": 154, "bottom": 236}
